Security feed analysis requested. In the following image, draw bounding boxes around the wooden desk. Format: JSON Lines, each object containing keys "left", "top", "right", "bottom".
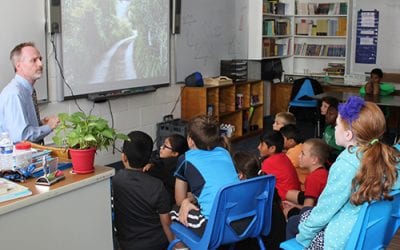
{"left": 0, "top": 165, "right": 115, "bottom": 250}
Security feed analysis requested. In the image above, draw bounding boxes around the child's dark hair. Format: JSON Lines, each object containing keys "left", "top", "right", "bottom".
{"left": 233, "top": 151, "right": 260, "bottom": 179}
{"left": 321, "top": 96, "right": 339, "bottom": 109}
{"left": 279, "top": 124, "right": 303, "bottom": 144}
{"left": 187, "top": 115, "right": 220, "bottom": 150}
{"left": 167, "top": 134, "right": 188, "bottom": 155}
{"left": 260, "top": 130, "right": 284, "bottom": 153}
{"left": 123, "top": 131, "right": 153, "bottom": 168}
{"left": 371, "top": 68, "right": 383, "bottom": 78}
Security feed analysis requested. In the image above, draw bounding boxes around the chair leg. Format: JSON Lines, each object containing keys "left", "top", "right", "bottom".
{"left": 257, "top": 236, "right": 266, "bottom": 250}
{"left": 167, "top": 238, "right": 183, "bottom": 250}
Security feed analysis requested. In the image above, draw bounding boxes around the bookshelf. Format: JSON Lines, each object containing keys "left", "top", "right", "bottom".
{"left": 291, "top": 0, "right": 350, "bottom": 78}
{"left": 248, "top": 0, "right": 352, "bottom": 79}
{"left": 181, "top": 80, "right": 264, "bottom": 139}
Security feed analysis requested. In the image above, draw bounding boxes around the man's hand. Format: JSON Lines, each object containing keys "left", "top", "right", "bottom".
{"left": 42, "top": 115, "right": 60, "bottom": 129}
{"left": 178, "top": 198, "right": 199, "bottom": 227}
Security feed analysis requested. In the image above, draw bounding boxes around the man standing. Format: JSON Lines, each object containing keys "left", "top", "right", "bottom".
{"left": 0, "top": 42, "right": 59, "bottom": 143}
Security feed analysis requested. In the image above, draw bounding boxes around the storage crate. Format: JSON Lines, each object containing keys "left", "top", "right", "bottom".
{"left": 156, "top": 119, "right": 188, "bottom": 148}
{"left": 221, "top": 60, "right": 248, "bottom": 82}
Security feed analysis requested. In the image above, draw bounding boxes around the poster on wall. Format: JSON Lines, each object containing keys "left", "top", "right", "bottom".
{"left": 355, "top": 9, "right": 379, "bottom": 64}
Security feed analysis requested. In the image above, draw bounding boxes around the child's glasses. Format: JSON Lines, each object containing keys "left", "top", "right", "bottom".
{"left": 161, "top": 144, "right": 174, "bottom": 151}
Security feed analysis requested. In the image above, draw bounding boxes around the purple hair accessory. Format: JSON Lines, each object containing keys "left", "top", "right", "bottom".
{"left": 338, "top": 96, "right": 365, "bottom": 124}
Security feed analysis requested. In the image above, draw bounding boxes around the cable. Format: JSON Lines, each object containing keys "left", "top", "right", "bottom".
{"left": 107, "top": 99, "right": 119, "bottom": 155}
{"left": 49, "top": 35, "right": 84, "bottom": 113}
{"left": 169, "top": 85, "right": 185, "bottom": 115}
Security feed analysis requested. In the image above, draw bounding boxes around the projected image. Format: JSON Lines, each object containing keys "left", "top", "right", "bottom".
{"left": 61, "top": 0, "right": 169, "bottom": 95}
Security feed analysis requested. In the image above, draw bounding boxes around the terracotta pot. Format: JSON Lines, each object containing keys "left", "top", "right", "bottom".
{"left": 69, "top": 148, "right": 96, "bottom": 174}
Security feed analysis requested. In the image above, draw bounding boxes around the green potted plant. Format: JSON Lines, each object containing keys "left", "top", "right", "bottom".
{"left": 53, "top": 112, "right": 129, "bottom": 174}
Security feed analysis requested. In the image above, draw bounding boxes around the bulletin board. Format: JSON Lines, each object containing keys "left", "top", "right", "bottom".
{"left": 350, "top": 0, "right": 400, "bottom": 74}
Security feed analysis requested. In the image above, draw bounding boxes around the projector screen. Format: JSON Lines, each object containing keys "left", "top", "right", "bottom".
{"left": 60, "top": 0, "right": 170, "bottom": 96}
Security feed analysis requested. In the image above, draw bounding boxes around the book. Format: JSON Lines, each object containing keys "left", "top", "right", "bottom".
{"left": 0, "top": 178, "right": 32, "bottom": 203}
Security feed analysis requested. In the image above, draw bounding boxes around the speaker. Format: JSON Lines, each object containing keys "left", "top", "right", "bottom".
{"left": 171, "top": 0, "right": 181, "bottom": 34}
{"left": 49, "top": 0, "right": 61, "bottom": 34}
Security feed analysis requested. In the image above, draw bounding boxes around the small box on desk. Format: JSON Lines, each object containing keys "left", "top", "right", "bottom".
{"left": 221, "top": 60, "right": 248, "bottom": 82}
{"left": 156, "top": 118, "right": 188, "bottom": 148}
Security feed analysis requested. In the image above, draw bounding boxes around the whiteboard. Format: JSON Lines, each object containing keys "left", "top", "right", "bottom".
{"left": 0, "top": 0, "right": 48, "bottom": 101}
{"left": 175, "top": 0, "right": 247, "bottom": 82}
{"left": 350, "top": 0, "right": 400, "bottom": 74}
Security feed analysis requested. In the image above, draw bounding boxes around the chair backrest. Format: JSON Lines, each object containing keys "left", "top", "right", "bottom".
{"left": 203, "top": 175, "right": 276, "bottom": 249}
{"left": 345, "top": 190, "right": 400, "bottom": 250}
{"left": 289, "top": 78, "right": 321, "bottom": 108}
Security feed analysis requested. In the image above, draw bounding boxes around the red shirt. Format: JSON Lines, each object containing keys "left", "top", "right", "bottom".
{"left": 304, "top": 167, "right": 328, "bottom": 203}
{"left": 261, "top": 153, "right": 301, "bottom": 200}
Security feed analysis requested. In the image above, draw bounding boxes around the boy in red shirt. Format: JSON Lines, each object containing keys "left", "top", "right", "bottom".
{"left": 284, "top": 138, "right": 330, "bottom": 239}
{"left": 258, "top": 130, "right": 300, "bottom": 201}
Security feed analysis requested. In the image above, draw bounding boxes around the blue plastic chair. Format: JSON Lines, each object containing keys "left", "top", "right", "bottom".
{"left": 280, "top": 190, "right": 400, "bottom": 250}
{"left": 288, "top": 79, "right": 319, "bottom": 108}
{"left": 167, "top": 175, "right": 276, "bottom": 250}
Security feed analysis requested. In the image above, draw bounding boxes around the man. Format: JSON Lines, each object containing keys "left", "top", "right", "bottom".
{"left": 0, "top": 42, "right": 59, "bottom": 143}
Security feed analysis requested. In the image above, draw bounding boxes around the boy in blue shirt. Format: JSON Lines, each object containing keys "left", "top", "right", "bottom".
{"left": 171, "top": 115, "right": 239, "bottom": 235}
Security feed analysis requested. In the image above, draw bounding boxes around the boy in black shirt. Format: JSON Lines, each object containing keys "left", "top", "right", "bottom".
{"left": 112, "top": 131, "right": 174, "bottom": 250}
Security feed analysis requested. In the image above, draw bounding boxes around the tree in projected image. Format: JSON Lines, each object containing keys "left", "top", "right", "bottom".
{"left": 128, "top": 0, "right": 169, "bottom": 78}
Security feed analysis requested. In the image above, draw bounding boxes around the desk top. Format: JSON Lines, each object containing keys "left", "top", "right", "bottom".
{"left": 0, "top": 165, "right": 115, "bottom": 216}
{"left": 313, "top": 92, "right": 400, "bottom": 108}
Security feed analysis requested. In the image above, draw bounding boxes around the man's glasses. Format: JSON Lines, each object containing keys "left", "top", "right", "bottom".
{"left": 161, "top": 144, "right": 174, "bottom": 151}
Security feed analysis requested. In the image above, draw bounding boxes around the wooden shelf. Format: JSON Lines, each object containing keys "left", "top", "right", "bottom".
{"left": 181, "top": 80, "right": 264, "bottom": 140}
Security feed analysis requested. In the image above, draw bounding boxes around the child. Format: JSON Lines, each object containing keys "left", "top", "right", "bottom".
{"left": 145, "top": 134, "right": 188, "bottom": 205}
{"left": 364, "top": 68, "right": 383, "bottom": 95}
{"left": 233, "top": 151, "right": 287, "bottom": 250}
{"left": 272, "top": 112, "right": 296, "bottom": 131}
{"left": 285, "top": 139, "right": 330, "bottom": 240}
{"left": 112, "top": 131, "right": 174, "bottom": 250}
{"left": 318, "top": 96, "right": 339, "bottom": 137}
{"left": 284, "top": 138, "right": 330, "bottom": 220}
{"left": 323, "top": 106, "right": 344, "bottom": 161}
{"left": 295, "top": 96, "right": 400, "bottom": 249}
{"left": 233, "top": 151, "right": 260, "bottom": 180}
{"left": 258, "top": 130, "right": 300, "bottom": 201}
{"left": 171, "top": 115, "right": 239, "bottom": 236}
{"left": 320, "top": 96, "right": 339, "bottom": 116}
{"left": 280, "top": 124, "right": 306, "bottom": 190}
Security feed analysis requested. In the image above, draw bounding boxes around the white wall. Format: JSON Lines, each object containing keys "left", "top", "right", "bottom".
{"left": 42, "top": 37, "right": 182, "bottom": 165}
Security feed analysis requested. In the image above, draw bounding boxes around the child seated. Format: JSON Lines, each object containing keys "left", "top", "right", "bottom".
{"left": 280, "top": 124, "right": 307, "bottom": 190}
{"left": 144, "top": 134, "right": 188, "bottom": 204}
{"left": 318, "top": 96, "right": 339, "bottom": 137}
{"left": 284, "top": 138, "right": 330, "bottom": 213}
{"left": 284, "top": 138, "right": 330, "bottom": 239}
{"left": 273, "top": 111, "right": 296, "bottom": 131}
{"left": 171, "top": 115, "right": 239, "bottom": 236}
{"left": 258, "top": 130, "right": 300, "bottom": 201}
{"left": 233, "top": 151, "right": 287, "bottom": 249}
{"left": 323, "top": 106, "right": 344, "bottom": 161}
{"left": 361, "top": 68, "right": 395, "bottom": 96}
{"left": 233, "top": 151, "right": 260, "bottom": 180}
{"left": 112, "top": 131, "right": 173, "bottom": 250}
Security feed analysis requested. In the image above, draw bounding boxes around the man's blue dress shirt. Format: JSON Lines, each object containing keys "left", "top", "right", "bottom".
{"left": 0, "top": 75, "right": 51, "bottom": 143}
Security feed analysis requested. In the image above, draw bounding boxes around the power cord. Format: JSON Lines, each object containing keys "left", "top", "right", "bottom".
{"left": 50, "top": 35, "right": 84, "bottom": 113}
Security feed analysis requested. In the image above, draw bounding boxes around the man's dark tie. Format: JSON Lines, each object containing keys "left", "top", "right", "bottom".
{"left": 32, "top": 88, "right": 41, "bottom": 125}
{"left": 32, "top": 89, "right": 45, "bottom": 145}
